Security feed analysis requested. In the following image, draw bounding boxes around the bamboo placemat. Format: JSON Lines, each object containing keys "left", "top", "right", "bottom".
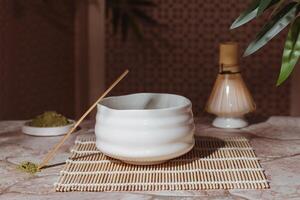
{"left": 55, "top": 136, "right": 269, "bottom": 192}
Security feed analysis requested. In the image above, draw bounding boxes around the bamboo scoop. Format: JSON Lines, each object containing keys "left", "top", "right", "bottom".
{"left": 37, "top": 69, "right": 129, "bottom": 170}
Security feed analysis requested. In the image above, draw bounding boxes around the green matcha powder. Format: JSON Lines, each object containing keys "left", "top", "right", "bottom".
{"left": 17, "top": 161, "right": 40, "bottom": 174}
{"left": 28, "top": 111, "right": 70, "bottom": 127}
{"left": 18, "top": 112, "right": 70, "bottom": 173}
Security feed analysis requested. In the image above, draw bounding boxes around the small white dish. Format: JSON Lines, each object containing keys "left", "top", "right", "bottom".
{"left": 95, "top": 93, "right": 195, "bottom": 165}
{"left": 22, "top": 120, "right": 75, "bottom": 136}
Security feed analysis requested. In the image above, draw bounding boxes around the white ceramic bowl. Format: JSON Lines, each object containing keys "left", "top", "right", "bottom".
{"left": 95, "top": 93, "right": 195, "bottom": 165}
{"left": 22, "top": 120, "right": 75, "bottom": 136}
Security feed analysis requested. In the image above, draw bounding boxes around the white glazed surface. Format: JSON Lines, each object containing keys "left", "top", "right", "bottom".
{"left": 213, "top": 117, "right": 248, "bottom": 129}
{"left": 95, "top": 93, "right": 195, "bottom": 164}
{"left": 22, "top": 120, "right": 74, "bottom": 136}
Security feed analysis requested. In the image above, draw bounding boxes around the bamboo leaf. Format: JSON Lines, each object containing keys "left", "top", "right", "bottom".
{"left": 257, "top": 0, "right": 273, "bottom": 16}
{"left": 244, "top": 2, "right": 297, "bottom": 56}
{"left": 230, "top": 0, "right": 260, "bottom": 29}
{"left": 277, "top": 17, "right": 300, "bottom": 85}
{"left": 128, "top": 14, "right": 144, "bottom": 40}
{"left": 106, "top": 0, "right": 158, "bottom": 41}
{"left": 129, "top": 0, "right": 157, "bottom": 7}
{"left": 270, "top": 0, "right": 286, "bottom": 17}
{"left": 230, "top": 0, "right": 279, "bottom": 29}
{"left": 132, "top": 8, "right": 159, "bottom": 25}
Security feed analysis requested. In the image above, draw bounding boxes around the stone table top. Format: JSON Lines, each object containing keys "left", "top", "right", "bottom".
{"left": 0, "top": 117, "right": 300, "bottom": 200}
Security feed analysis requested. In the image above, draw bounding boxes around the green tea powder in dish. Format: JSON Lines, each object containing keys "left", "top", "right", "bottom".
{"left": 28, "top": 111, "right": 70, "bottom": 127}
{"left": 17, "top": 161, "right": 40, "bottom": 174}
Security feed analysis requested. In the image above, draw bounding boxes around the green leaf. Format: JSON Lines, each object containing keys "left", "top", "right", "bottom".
{"left": 128, "top": 14, "right": 144, "bottom": 40}
{"left": 257, "top": 0, "right": 273, "bottom": 16}
{"left": 129, "top": 0, "right": 157, "bottom": 7}
{"left": 132, "top": 8, "right": 159, "bottom": 25}
{"left": 230, "top": 0, "right": 279, "bottom": 29}
{"left": 277, "top": 17, "right": 300, "bottom": 86}
{"left": 230, "top": 0, "right": 260, "bottom": 29}
{"left": 270, "top": 0, "right": 286, "bottom": 17}
{"left": 244, "top": 2, "right": 297, "bottom": 56}
{"left": 106, "top": 0, "right": 158, "bottom": 41}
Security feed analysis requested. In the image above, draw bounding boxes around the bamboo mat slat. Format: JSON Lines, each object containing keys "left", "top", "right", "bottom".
{"left": 55, "top": 136, "right": 269, "bottom": 192}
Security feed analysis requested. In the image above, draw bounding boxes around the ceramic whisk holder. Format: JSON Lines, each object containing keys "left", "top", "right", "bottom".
{"left": 206, "top": 73, "right": 255, "bottom": 129}
{"left": 95, "top": 93, "right": 195, "bottom": 165}
{"left": 206, "top": 42, "right": 255, "bottom": 129}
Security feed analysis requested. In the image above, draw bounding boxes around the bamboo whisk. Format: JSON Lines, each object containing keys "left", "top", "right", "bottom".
{"left": 38, "top": 70, "right": 129, "bottom": 170}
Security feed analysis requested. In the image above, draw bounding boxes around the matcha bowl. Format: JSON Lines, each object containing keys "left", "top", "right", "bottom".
{"left": 95, "top": 93, "right": 195, "bottom": 165}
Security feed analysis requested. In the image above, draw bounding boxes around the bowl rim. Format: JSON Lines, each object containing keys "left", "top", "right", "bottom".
{"left": 97, "top": 93, "right": 192, "bottom": 112}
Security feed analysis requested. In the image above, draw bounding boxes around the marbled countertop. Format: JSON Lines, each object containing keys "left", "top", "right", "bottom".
{"left": 1, "top": 117, "right": 300, "bottom": 200}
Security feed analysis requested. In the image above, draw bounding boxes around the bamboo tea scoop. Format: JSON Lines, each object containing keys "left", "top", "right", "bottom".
{"left": 37, "top": 70, "right": 129, "bottom": 170}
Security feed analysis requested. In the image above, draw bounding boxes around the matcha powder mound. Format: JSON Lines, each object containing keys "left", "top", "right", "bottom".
{"left": 17, "top": 161, "right": 40, "bottom": 174}
{"left": 28, "top": 111, "right": 70, "bottom": 127}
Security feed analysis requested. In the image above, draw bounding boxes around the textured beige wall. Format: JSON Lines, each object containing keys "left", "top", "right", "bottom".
{"left": 0, "top": 0, "right": 75, "bottom": 120}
